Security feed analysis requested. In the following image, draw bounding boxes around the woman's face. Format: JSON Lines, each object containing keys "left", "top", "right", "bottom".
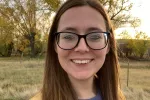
{"left": 56, "top": 6, "right": 109, "bottom": 81}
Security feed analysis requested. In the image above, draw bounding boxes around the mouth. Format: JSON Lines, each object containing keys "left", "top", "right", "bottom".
{"left": 71, "top": 59, "right": 93, "bottom": 64}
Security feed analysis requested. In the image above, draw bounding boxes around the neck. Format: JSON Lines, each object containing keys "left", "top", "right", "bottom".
{"left": 69, "top": 76, "right": 97, "bottom": 99}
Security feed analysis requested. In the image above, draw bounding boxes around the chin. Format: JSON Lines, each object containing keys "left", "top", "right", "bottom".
{"left": 71, "top": 73, "right": 94, "bottom": 81}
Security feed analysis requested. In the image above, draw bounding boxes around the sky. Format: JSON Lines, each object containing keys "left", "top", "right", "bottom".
{"left": 115, "top": 0, "right": 150, "bottom": 38}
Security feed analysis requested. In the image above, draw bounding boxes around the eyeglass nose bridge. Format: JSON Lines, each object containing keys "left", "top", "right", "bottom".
{"left": 75, "top": 34, "right": 89, "bottom": 48}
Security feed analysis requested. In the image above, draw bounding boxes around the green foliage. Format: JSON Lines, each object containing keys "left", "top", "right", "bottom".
{"left": 0, "top": 16, "right": 14, "bottom": 57}
{"left": 130, "top": 17, "right": 141, "bottom": 28}
{"left": 0, "top": 44, "right": 9, "bottom": 56}
{"left": 34, "top": 33, "right": 43, "bottom": 56}
{"left": 118, "top": 31, "right": 150, "bottom": 59}
{"left": 133, "top": 32, "right": 149, "bottom": 58}
{"left": 119, "top": 30, "right": 132, "bottom": 39}
{"left": 14, "top": 32, "right": 43, "bottom": 56}
{"left": 0, "top": 0, "right": 51, "bottom": 57}
{"left": 44, "top": 0, "right": 61, "bottom": 11}
{"left": 127, "top": 31, "right": 149, "bottom": 58}
{"left": 128, "top": 40, "right": 149, "bottom": 58}
{"left": 134, "top": 31, "right": 149, "bottom": 40}
{"left": 14, "top": 37, "right": 30, "bottom": 55}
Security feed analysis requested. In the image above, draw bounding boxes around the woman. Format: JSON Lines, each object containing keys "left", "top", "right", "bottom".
{"left": 30, "top": 0, "right": 125, "bottom": 100}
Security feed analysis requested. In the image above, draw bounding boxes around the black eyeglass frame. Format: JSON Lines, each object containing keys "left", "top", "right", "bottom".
{"left": 54, "top": 32, "right": 110, "bottom": 50}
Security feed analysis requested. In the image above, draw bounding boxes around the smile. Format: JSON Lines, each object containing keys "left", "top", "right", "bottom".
{"left": 71, "top": 59, "right": 93, "bottom": 64}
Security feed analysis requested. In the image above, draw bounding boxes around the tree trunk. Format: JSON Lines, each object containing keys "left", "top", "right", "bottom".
{"left": 7, "top": 42, "right": 14, "bottom": 57}
{"left": 28, "top": 0, "right": 36, "bottom": 58}
{"left": 30, "top": 32, "right": 36, "bottom": 57}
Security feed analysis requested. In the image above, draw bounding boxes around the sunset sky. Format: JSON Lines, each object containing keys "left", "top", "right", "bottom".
{"left": 115, "top": 0, "right": 150, "bottom": 38}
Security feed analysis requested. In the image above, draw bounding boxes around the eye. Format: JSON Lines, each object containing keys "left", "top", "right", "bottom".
{"left": 61, "top": 33, "right": 76, "bottom": 41}
{"left": 90, "top": 35, "right": 101, "bottom": 39}
{"left": 87, "top": 34, "right": 102, "bottom": 41}
{"left": 64, "top": 35, "right": 74, "bottom": 39}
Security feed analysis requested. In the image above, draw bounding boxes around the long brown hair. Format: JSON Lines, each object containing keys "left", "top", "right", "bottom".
{"left": 42, "top": 0, "right": 122, "bottom": 100}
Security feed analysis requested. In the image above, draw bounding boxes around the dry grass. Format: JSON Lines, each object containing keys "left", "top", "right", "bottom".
{"left": 0, "top": 57, "right": 44, "bottom": 100}
{"left": 0, "top": 57, "right": 150, "bottom": 100}
{"left": 120, "top": 59, "right": 150, "bottom": 100}
{"left": 119, "top": 58, "right": 150, "bottom": 69}
{"left": 120, "top": 68, "right": 150, "bottom": 100}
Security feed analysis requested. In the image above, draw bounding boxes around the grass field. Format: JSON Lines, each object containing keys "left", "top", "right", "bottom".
{"left": 0, "top": 57, "right": 150, "bottom": 100}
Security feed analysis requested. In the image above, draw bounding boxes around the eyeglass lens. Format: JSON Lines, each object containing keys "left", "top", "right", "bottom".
{"left": 56, "top": 32, "right": 108, "bottom": 50}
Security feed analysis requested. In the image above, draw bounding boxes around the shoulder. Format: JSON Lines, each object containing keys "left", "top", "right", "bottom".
{"left": 29, "top": 92, "right": 42, "bottom": 100}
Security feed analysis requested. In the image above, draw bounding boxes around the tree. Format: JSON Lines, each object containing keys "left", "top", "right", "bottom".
{"left": 119, "top": 30, "right": 132, "bottom": 39}
{"left": 44, "top": 0, "right": 141, "bottom": 28}
{"left": 0, "top": 0, "right": 51, "bottom": 57}
{"left": 43, "top": 0, "right": 62, "bottom": 11}
{"left": 0, "top": 16, "right": 14, "bottom": 57}
{"left": 99, "top": 0, "right": 133, "bottom": 28}
{"left": 133, "top": 31, "right": 149, "bottom": 58}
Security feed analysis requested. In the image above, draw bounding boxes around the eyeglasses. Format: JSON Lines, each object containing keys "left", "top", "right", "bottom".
{"left": 55, "top": 32, "right": 110, "bottom": 50}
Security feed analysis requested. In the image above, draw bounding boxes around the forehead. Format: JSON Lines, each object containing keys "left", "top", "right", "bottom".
{"left": 57, "top": 6, "right": 106, "bottom": 32}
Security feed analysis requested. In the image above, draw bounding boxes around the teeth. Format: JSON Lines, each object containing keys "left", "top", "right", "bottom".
{"left": 72, "top": 60, "right": 91, "bottom": 64}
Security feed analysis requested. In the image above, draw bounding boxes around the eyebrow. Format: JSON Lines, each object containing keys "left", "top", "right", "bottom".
{"left": 60, "top": 27, "right": 105, "bottom": 33}
{"left": 60, "top": 27, "right": 77, "bottom": 32}
{"left": 86, "top": 27, "right": 104, "bottom": 32}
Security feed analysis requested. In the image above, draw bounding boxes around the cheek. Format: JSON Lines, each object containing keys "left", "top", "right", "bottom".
{"left": 94, "top": 49, "right": 107, "bottom": 68}
{"left": 57, "top": 46, "right": 70, "bottom": 62}
{"left": 93, "top": 48, "right": 108, "bottom": 67}
{"left": 94, "top": 46, "right": 108, "bottom": 57}
{"left": 57, "top": 48, "right": 72, "bottom": 73}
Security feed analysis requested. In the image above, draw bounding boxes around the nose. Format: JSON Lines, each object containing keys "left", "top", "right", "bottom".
{"left": 74, "top": 38, "right": 89, "bottom": 52}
